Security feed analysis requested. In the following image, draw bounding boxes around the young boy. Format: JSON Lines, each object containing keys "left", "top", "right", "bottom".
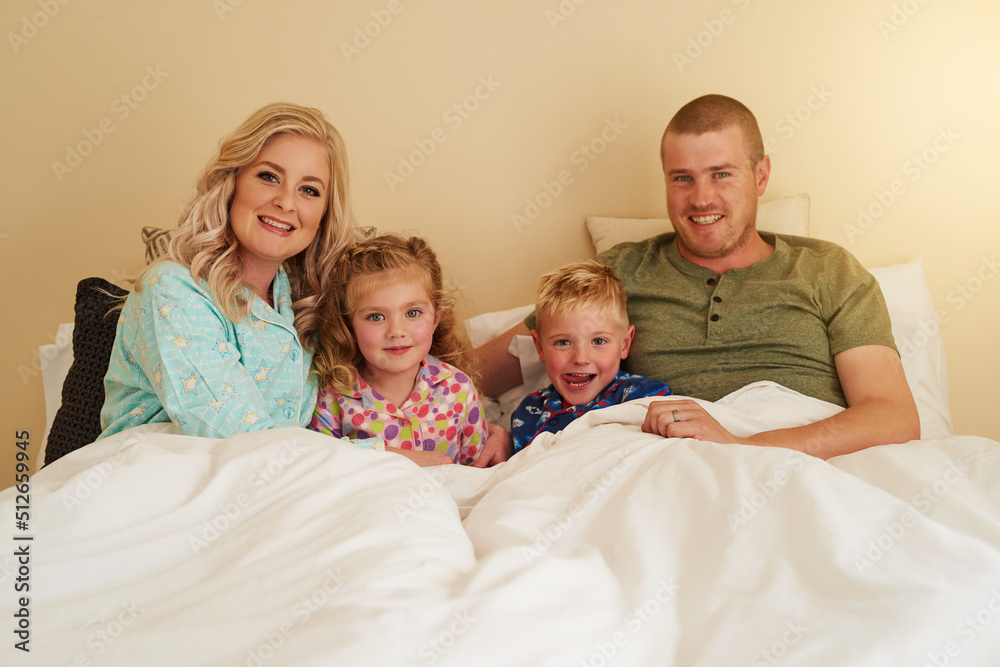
{"left": 510, "top": 260, "right": 671, "bottom": 452}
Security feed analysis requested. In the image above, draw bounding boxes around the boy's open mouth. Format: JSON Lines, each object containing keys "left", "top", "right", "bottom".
{"left": 562, "top": 373, "right": 595, "bottom": 389}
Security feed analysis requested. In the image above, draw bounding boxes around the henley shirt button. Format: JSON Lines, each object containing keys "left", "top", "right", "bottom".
{"left": 706, "top": 278, "right": 717, "bottom": 286}
{"left": 713, "top": 296, "right": 722, "bottom": 303}
{"left": 290, "top": 350, "right": 299, "bottom": 361}
{"left": 283, "top": 407, "right": 294, "bottom": 419}
{"left": 710, "top": 314, "right": 720, "bottom": 322}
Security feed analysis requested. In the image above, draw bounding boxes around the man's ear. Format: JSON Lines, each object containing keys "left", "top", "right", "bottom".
{"left": 530, "top": 329, "right": 545, "bottom": 362}
{"left": 621, "top": 325, "right": 636, "bottom": 359}
{"left": 755, "top": 155, "right": 771, "bottom": 197}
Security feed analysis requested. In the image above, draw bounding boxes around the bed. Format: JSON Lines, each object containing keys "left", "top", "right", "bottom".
{"left": 4, "top": 196, "right": 999, "bottom": 666}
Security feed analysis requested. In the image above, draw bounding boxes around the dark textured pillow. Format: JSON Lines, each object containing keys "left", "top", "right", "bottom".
{"left": 44, "top": 278, "right": 129, "bottom": 466}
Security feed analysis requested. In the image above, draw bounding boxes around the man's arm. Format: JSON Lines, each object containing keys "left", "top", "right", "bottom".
{"left": 472, "top": 322, "right": 530, "bottom": 397}
{"left": 643, "top": 345, "right": 920, "bottom": 459}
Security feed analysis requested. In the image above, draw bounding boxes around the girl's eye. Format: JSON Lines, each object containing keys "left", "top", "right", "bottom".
{"left": 257, "top": 170, "right": 279, "bottom": 183}
{"left": 365, "top": 313, "right": 384, "bottom": 322}
{"left": 406, "top": 309, "right": 422, "bottom": 318}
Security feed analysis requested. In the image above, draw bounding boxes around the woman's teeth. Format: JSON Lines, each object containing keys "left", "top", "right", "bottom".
{"left": 260, "top": 216, "right": 292, "bottom": 231}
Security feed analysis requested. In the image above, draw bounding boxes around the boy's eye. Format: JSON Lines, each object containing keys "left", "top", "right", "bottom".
{"left": 592, "top": 337, "right": 608, "bottom": 346}
{"left": 553, "top": 339, "right": 570, "bottom": 347}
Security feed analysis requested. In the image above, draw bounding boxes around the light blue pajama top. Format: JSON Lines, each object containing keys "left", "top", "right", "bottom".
{"left": 99, "top": 261, "right": 319, "bottom": 439}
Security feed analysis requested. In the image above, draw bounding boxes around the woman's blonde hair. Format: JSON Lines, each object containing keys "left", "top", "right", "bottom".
{"left": 313, "top": 234, "right": 476, "bottom": 393}
{"left": 137, "top": 102, "right": 356, "bottom": 346}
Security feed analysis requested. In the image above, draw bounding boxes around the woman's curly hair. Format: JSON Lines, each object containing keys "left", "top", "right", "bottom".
{"left": 132, "top": 102, "right": 356, "bottom": 348}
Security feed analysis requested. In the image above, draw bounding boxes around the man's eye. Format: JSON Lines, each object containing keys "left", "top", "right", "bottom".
{"left": 713, "top": 171, "right": 731, "bottom": 179}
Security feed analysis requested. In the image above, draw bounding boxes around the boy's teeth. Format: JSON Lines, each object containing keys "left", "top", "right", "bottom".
{"left": 260, "top": 216, "right": 292, "bottom": 231}
{"left": 691, "top": 214, "right": 723, "bottom": 224}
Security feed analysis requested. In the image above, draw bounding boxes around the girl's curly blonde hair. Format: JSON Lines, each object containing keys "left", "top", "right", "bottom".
{"left": 313, "top": 234, "right": 477, "bottom": 393}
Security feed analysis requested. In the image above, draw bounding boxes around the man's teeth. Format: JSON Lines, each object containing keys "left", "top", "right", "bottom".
{"left": 260, "top": 216, "right": 292, "bottom": 231}
{"left": 691, "top": 214, "right": 723, "bottom": 225}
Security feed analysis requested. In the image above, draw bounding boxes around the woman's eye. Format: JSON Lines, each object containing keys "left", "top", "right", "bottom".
{"left": 301, "top": 185, "right": 321, "bottom": 197}
{"left": 257, "top": 170, "right": 278, "bottom": 183}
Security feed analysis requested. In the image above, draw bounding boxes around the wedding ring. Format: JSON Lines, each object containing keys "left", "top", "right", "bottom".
{"left": 672, "top": 409, "right": 681, "bottom": 423}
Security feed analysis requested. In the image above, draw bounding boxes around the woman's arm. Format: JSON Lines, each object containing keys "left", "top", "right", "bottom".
{"left": 104, "top": 266, "right": 285, "bottom": 438}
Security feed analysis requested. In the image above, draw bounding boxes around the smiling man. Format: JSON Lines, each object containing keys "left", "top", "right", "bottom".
{"left": 476, "top": 94, "right": 919, "bottom": 460}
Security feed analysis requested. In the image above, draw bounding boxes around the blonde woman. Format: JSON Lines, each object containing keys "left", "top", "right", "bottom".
{"left": 100, "top": 102, "right": 355, "bottom": 439}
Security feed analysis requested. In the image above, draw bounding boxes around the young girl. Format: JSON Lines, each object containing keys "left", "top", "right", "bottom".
{"left": 309, "top": 234, "right": 486, "bottom": 466}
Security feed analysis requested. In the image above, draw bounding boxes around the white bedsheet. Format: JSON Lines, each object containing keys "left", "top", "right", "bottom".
{"left": 3, "top": 382, "right": 999, "bottom": 666}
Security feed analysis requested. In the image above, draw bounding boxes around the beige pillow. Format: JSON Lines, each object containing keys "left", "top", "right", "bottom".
{"left": 586, "top": 193, "right": 810, "bottom": 254}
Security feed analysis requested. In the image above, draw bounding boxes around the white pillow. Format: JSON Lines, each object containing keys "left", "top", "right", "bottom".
{"left": 464, "top": 258, "right": 953, "bottom": 440}
{"left": 586, "top": 193, "right": 810, "bottom": 255}
{"left": 868, "top": 261, "right": 953, "bottom": 438}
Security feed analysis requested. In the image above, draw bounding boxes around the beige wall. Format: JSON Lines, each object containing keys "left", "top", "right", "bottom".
{"left": 3, "top": 0, "right": 998, "bottom": 487}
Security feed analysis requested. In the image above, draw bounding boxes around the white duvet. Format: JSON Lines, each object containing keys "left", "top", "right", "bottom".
{"left": 3, "top": 382, "right": 1000, "bottom": 666}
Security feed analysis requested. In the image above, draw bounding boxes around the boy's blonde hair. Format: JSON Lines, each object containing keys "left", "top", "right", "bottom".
{"left": 313, "top": 234, "right": 476, "bottom": 393}
{"left": 535, "top": 260, "right": 629, "bottom": 333}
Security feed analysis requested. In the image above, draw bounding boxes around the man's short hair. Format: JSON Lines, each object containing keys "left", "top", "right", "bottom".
{"left": 661, "top": 94, "right": 765, "bottom": 166}
{"left": 535, "top": 260, "right": 629, "bottom": 333}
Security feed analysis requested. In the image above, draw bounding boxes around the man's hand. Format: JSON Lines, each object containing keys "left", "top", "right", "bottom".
{"left": 473, "top": 422, "right": 513, "bottom": 468}
{"left": 642, "top": 399, "right": 747, "bottom": 445}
